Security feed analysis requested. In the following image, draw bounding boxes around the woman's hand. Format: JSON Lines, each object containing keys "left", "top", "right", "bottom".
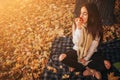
{"left": 74, "top": 17, "right": 84, "bottom": 29}
{"left": 80, "top": 58, "right": 87, "bottom": 65}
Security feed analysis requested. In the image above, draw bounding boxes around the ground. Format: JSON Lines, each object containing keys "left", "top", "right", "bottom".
{"left": 0, "top": 0, "right": 119, "bottom": 80}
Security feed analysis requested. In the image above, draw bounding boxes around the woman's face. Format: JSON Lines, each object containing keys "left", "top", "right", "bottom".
{"left": 79, "top": 6, "right": 88, "bottom": 24}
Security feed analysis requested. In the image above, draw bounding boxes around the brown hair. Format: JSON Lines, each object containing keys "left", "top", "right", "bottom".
{"left": 81, "top": 2, "right": 103, "bottom": 40}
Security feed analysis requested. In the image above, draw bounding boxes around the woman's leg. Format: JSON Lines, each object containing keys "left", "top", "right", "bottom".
{"left": 87, "top": 52, "right": 109, "bottom": 72}
{"left": 59, "top": 49, "right": 86, "bottom": 72}
{"left": 85, "top": 52, "right": 110, "bottom": 79}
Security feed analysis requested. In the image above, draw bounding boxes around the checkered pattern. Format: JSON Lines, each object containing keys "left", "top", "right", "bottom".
{"left": 98, "top": 39, "right": 120, "bottom": 63}
{"left": 41, "top": 36, "right": 120, "bottom": 80}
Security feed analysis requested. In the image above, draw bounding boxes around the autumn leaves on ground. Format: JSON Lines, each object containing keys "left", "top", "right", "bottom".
{"left": 0, "top": 0, "right": 119, "bottom": 80}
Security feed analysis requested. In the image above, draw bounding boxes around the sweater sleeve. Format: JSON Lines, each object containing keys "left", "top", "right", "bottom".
{"left": 72, "top": 28, "right": 83, "bottom": 50}
{"left": 84, "top": 37, "right": 100, "bottom": 61}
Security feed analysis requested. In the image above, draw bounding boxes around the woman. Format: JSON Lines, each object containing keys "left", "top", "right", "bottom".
{"left": 59, "top": 2, "right": 111, "bottom": 80}
{"left": 74, "top": 0, "right": 115, "bottom": 26}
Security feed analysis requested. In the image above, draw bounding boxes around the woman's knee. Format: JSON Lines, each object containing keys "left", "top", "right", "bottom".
{"left": 104, "top": 60, "right": 111, "bottom": 70}
{"left": 59, "top": 53, "right": 67, "bottom": 61}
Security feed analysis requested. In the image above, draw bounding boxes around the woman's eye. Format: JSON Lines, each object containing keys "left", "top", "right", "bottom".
{"left": 83, "top": 12, "right": 88, "bottom": 16}
{"left": 80, "top": 12, "right": 88, "bottom": 16}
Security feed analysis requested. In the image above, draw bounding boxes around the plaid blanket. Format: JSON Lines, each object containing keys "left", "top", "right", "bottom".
{"left": 41, "top": 36, "right": 120, "bottom": 80}
{"left": 98, "top": 39, "right": 120, "bottom": 63}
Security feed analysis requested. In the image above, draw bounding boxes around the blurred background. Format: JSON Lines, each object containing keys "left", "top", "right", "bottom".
{"left": 0, "top": 0, "right": 119, "bottom": 80}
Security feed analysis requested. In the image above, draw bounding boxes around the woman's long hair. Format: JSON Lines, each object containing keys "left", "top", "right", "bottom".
{"left": 81, "top": 3, "right": 103, "bottom": 41}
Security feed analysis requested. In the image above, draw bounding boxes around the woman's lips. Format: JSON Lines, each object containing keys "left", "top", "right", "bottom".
{"left": 79, "top": 17, "right": 84, "bottom": 22}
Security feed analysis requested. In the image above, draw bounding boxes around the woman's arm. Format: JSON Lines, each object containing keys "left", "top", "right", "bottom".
{"left": 84, "top": 36, "right": 100, "bottom": 61}
{"left": 72, "top": 18, "right": 83, "bottom": 36}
